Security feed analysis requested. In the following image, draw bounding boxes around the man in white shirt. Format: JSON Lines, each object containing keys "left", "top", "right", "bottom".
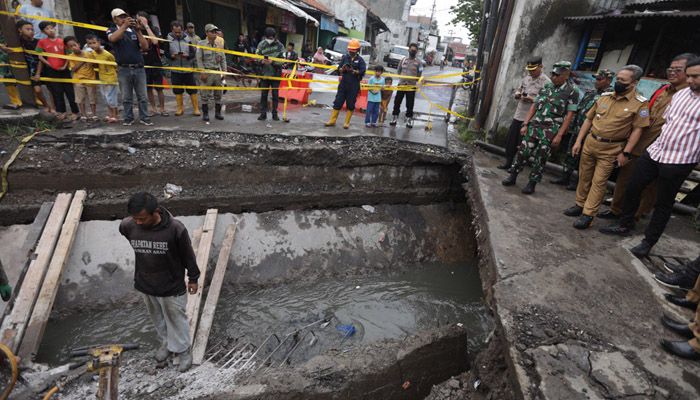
{"left": 18, "top": 0, "right": 55, "bottom": 39}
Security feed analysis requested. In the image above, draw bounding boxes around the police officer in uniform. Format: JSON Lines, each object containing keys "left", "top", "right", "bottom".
{"left": 499, "top": 57, "right": 550, "bottom": 169}
{"left": 196, "top": 24, "right": 227, "bottom": 122}
{"left": 564, "top": 65, "right": 650, "bottom": 229}
{"left": 324, "top": 39, "right": 366, "bottom": 129}
{"left": 502, "top": 61, "right": 579, "bottom": 194}
{"left": 551, "top": 69, "right": 614, "bottom": 190}
{"left": 390, "top": 42, "right": 423, "bottom": 128}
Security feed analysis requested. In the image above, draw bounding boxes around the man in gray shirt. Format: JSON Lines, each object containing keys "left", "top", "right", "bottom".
{"left": 498, "top": 57, "right": 551, "bottom": 169}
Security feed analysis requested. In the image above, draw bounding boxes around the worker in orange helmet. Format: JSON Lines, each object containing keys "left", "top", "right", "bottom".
{"left": 325, "top": 38, "right": 366, "bottom": 129}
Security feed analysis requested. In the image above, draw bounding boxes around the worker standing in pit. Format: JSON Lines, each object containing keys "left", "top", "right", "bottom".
{"left": 324, "top": 38, "right": 366, "bottom": 129}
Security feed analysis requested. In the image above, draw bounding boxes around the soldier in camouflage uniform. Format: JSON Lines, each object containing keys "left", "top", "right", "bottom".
{"left": 503, "top": 61, "right": 579, "bottom": 194}
{"left": 551, "top": 69, "right": 614, "bottom": 190}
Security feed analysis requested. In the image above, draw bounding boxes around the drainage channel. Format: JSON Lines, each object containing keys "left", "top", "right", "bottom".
{"left": 0, "top": 134, "right": 494, "bottom": 399}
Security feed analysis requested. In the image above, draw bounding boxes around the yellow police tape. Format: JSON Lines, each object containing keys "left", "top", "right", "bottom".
{"left": 1, "top": 10, "right": 479, "bottom": 82}
{"left": 0, "top": 129, "right": 45, "bottom": 202}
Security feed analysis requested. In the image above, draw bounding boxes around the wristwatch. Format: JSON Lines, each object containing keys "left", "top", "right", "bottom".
{"left": 622, "top": 151, "right": 631, "bottom": 159}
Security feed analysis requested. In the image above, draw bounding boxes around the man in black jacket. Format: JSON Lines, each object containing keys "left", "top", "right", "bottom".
{"left": 119, "top": 192, "right": 200, "bottom": 372}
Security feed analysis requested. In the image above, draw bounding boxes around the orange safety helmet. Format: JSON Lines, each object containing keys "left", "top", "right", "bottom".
{"left": 347, "top": 39, "right": 361, "bottom": 51}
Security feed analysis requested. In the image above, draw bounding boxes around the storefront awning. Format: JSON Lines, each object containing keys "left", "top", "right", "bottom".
{"left": 564, "top": 10, "right": 700, "bottom": 21}
{"left": 262, "top": 0, "right": 319, "bottom": 26}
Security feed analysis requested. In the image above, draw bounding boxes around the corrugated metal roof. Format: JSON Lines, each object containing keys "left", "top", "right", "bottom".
{"left": 299, "top": 0, "right": 333, "bottom": 16}
{"left": 564, "top": 10, "right": 700, "bottom": 20}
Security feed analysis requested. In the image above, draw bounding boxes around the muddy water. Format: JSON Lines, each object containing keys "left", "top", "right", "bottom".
{"left": 37, "top": 263, "right": 489, "bottom": 366}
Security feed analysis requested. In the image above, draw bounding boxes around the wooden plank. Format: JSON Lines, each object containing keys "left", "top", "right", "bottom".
{"left": 18, "top": 190, "right": 86, "bottom": 361}
{"left": 186, "top": 209, "right": 218, "bottom": 343}
{"left": 0, "top": 202, "right": 53, "bottom": 321}
{"left": 0, "top": 194, "right": 72, "bottom": 353}
{"left": 192, "top": 223, "right": 236, "bottom": 364}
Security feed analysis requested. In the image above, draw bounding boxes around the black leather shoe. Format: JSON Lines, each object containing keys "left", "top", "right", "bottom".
{"left": 563, "top": 205, "right": 583, "bottom": 217}
{"left": 630, "top": 240, "right": 652, "bottom": 258}
{"left": 664, "top": 262, "right": 686, "bottom": 274}
{"left": 271, "top": 113, "right": 280, "bottom": 121}
{"left": 599, "top": 223, "right": 632, "bottom": 236}
{"left": 661, "top": 314, "right": 694, "bottom": 339}
{"left": 665, "top": 293, "right": 698, "bottom": 311}
{"left": 660, "top": 339, "right": 700, "bottom": 360}
{"left": 597, "top": 209, "right": 619, "bottom": 220}
{"left": 550, "top": 176, "right": 569, "bottom": 185}
{"left": 257, "top": 112, "right": 267, "bottom": 121}
{"left": 521, "top": 181, "right": 536, "bottom": 194}
{"left": 502, "top": 172, "right": 518, "bottom": 186}
{"left": 655, "top": 271, "right": 697, "bottom": 290}
{"left": 573, "top": 215, "right": 594, "bottom": 229}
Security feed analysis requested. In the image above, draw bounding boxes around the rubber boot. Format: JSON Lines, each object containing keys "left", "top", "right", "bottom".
{"left": 271, "top": 111, "right": 279, "bottom": 121}
{"left": 257, "top": 112, "right": 267, "bottom": 121}
{"left": 343, "top": 111, "right": 353, "bottom": 129}
{"left": 175, "top": 94, "right": 184, "bottom": 116}
{"left": 215, "top": 104, "right": 223, "bottom": 120}
{"left": 190, "top": 94, "right": 201, "bottom": 116}
{"left": 522, "top": 180, "right": 537, "bottom": 194}
{"left": 325, "top": 109, "right": 339, "bottom": 126}
{"left": 6, "top": 85, "right": 22, "bottom": 108}
{"left": 202, "top": 104, "right": 209, "bottom": 122}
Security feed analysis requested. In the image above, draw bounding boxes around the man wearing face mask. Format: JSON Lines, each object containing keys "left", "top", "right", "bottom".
{"left": 597, "top": 53, "right": 696, "bottom": 221}
{"left": 390, "top": 43, "right": 423, "bottom": 128}
{"left": 551, "top": 69, "right": 614, "bottom": 190}
{"left": 502, "top": 61, "right": 579, "bottom": 194}
{"left": 324, "top": 39, "right": 366, "bottom": 129}
{"left": 255, "top": 27, "right": 285, "bottom": 121}
{"left": 564, "top": 65, "right": 650, "bottom": 229}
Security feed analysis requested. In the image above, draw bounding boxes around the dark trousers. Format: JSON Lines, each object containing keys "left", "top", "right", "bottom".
{"left": 503, "top": 119, "right": 524, "bottom": 167}
{"left": 171, "top": 72, "right": 197, "bottom": 95}
{"left": 619, "top": 151, "right": 696, "bottom": 245}
{"left": 44, "top": 68, "right": 78, "bottom": 114}
{"left": 392, "top": 90, "right": 415, "bottom": 117}
{"left": 259, "top": 79, "right": 280, "bottom": 113}
{"left": 332, "top": 81, "right": 360, "bottom": 111}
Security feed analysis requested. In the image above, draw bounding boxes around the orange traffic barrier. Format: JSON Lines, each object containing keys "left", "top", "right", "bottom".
{"left": 279, "top": 70, "right": 311, "bottom": 104}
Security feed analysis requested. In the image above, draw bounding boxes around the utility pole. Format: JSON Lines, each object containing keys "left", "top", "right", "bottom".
{"left": 0, "top": 1, "right": 35, "bottom": 105}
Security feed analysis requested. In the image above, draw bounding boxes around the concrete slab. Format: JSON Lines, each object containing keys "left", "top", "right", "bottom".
{"left": 466, "top": 149, "right": 700, "bottom": 399}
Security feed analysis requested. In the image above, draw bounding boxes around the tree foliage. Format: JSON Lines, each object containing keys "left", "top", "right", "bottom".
{"left": 450, "top": 0, "right": 483, "bottom": 40}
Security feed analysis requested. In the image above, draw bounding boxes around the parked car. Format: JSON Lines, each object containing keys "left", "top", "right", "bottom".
{"left": 325, "top": 37, "right": 372, "bottom": 65}
{"left": 383, "top": 45, "right": 409, "bottom": 68}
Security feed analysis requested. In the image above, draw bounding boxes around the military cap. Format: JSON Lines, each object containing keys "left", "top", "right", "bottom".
{"left": 204, "top": 23, "right": 219, "bottom": 32}
{"left": 592, "top": 68, "right": 615, "bottom": 80}
{"left": 525, "top": 56, "right": 543, "bottom": 71}
{"left": 552, "top": 61, "right": 572, "bottom": 74}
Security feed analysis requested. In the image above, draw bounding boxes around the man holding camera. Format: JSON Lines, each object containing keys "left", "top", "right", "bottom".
{"left": 107, "top": 8, "right": 153, "bottom": 126}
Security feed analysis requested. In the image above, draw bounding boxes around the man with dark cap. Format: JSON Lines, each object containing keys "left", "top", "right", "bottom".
{"left": 255, "top": 27, "right": 285, "bottom": 121}
{"left": 185, "top": 22, "right": 201, "bottom": 44}
{"left": 551, "top": 69, "right": 614, "bottom": 190}
{"left": 498, "top": 57, "right": 551, "bottom": 169}
{"left": 502, "top": 61, "right": 579, "bottom": 194}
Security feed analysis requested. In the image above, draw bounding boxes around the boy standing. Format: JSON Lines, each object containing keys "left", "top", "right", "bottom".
{"left": 379, "top": 76, "right": 393, "bottom": 126}
{"left": 65, "top": 36, "right": 97, "bottom": 121}
{"left": 36, "top": 21, "right": 79, "bottom": 120}
{"left": 86, "top": 34, "right": 120, "bottom": 123}
{"left": 365, "top": 65, "right": 385, "bottom": 127}
{"left": 16, "top": 20, "right": 50, "bottom": 112}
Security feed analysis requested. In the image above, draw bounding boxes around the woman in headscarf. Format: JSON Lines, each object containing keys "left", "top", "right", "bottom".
{"left": 313, "top": 47, "right": 327, "bottom": 65}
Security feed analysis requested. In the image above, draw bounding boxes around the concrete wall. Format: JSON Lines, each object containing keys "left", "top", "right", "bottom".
{"left": 316, "top": 0, "right": 367, "bottom": 38}
{"left": 485, "top": 0, "right": 598, "bottom": 136}
{"left": 37, "top": 203, "right": 475, "bottom": 311}
{"left": 364, "top": 0, "right": 413, "bottom": 64}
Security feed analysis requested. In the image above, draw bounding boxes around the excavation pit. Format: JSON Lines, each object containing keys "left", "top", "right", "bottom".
{"left": 0, "top": 133, "right": 492, "bottom": 399}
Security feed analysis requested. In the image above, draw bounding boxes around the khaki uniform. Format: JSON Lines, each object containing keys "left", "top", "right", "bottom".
{"left": 575, "top": 90, "right": 650, "bottom": 216}
{"left": 196, "top": 39, "right": 227, "bottom": 107}
{"left": 609, "top": 84, "right": 686, "bottom": 216}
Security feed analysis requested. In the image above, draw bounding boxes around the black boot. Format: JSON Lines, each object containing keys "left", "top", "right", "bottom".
{"left": 202, "top": 104, "right": 209, "bottom": 122}
{"left": 566, "top": 176, "right": 578, "bottom": 191}
{"left": 215, "top": 104, "right": 224, "bottom": 120}
{"left": 521, "top": 181, "right": 536, "bottom": 194}
{"left": 502, "top": 172, "right": 518, "bottom": 186}
{"left": 550, "top": 172, "right": 571, "bottom": 186}
{"left": 257, "top": 112, "right": 267, "bottom": 121}
{"left": 271, "top": 112, "right": 280, "bottom": 121}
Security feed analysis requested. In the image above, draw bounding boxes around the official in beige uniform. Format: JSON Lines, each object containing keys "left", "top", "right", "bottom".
{"left": 196, "top": 24, "right": 227, "bottom": 122}
{"left": 598, "top": 53, "right": 695, "bottom": 220}
{"left": 563, "top": 65, "right": 650, "bottom": 229}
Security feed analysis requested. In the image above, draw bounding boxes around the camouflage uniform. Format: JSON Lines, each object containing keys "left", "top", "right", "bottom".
{"left": 509, "top": 78, "right": 580, "bottom": 182}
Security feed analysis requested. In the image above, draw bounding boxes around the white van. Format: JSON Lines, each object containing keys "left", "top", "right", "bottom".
{"left": 324, "top": 37, "right": 372, "bottom": 65}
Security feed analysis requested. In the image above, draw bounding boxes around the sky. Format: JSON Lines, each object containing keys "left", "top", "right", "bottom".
{"left": 410, "top": 0, "right": 472, "bottom": 43}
